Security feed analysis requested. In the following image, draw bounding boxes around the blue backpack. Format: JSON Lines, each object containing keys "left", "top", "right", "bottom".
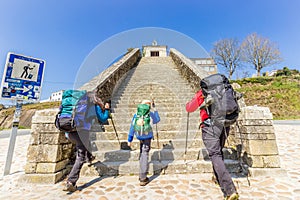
{"left": 55, "top": 90, "right": 90, "bottom": 132}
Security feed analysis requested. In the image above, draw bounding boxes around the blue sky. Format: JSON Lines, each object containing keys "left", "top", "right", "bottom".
{"left": 0, "top": 0, "right": 299, "bottom": 103}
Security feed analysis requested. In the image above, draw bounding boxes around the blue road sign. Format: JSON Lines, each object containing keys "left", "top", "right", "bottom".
{"left": 0, "top": 52, "right": 46, "bottom": 101}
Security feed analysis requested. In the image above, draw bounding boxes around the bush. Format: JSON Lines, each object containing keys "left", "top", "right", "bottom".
{"left": 276, "top": 67, "right": 292, "bottom": 76}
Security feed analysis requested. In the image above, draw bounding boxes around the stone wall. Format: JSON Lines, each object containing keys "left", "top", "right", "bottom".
{"left": 79, "top": 48, "right": 141, "bottom": 101}
{"left": 23, "top": 109, "right": 74, "bottom": 183}
{"left": 169, "top": 48, "right": 210, "bottom": 92}
{"left": 236, "top": 106, "right": 283, "bottom": 176}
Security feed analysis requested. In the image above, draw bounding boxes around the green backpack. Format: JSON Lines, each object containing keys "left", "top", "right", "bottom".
{"left": 133, "top": 104, "right": 152, "bottom": 135}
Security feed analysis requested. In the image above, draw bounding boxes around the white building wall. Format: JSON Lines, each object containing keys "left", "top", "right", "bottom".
{"left": 143, "top": 46, "right": 167, "bottom": 57}
{"left": 49, "top": 90, "right": 64, "bottom": 102}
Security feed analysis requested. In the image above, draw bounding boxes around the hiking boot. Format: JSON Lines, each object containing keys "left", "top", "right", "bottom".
{"left": 139, "top": 177, "right": 149, "bottom": 186}
{"left": 63, "top": 181, "right": 77, "bottom": 192}
{"left": 211, "top": 175, "right": 219, "bottom": 186}
{"left": 224, "top": 193, "right": 239, "bottom": 200}
{"left": 87, "top": 155, "right": 96, "bottom": 164}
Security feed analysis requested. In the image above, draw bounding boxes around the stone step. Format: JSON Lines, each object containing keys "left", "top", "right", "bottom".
{"left": 90, "top": 130, "right": 201, "bottom": 141}
{"left": 113, "top": 91, "right": 194, "bottom": 98}
{"left": 108, "top": 112, "right": 197, "bottom": 120}
{"left": 115, "top": 83, "right": 192, "bottom": 90}
{"left": 111, "top": 103, "right": 193, "bottom": 110}
{"left": 101, "top": 123, "right": 198, "bottom": 133}
{"left": 93, "top": 121, "right": 200, "bottom": 131}
{"left": 113, "top": 78, "right": 193, "bottom": 91}
{"left": 91, "top": 138, "right": 204, "bottom": 151}
{"left": 109, "top": 111, "right": 199, "bottom": 119}
{"left": 92, "top": 147, "right": 238, "bottom": 162}
{"left": 81, "top": 159, "right": 241, "bottom": 176}
{"left": 116, "top": 95, "right": 193, "bottom": 100}
{"left": 110, "top": 99, "right": 194, "bottom": 108}
{"left": 112, "top": 98, "right": 193, "bottom": 105}
{"left": 110, "top": 108, "right": 192, "bottom": 116}
{"left": 105, "top": 115, "right": 200, "bottom": 124}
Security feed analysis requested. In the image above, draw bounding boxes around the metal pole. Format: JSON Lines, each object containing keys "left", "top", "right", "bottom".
{"left": 3, "top": 99, "right": 23, "bottom": 176}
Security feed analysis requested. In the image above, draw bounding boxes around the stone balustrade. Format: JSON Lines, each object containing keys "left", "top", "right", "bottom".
{"left": 169, "top": 48, "right": 210, "bottom": 92}
{"left": 236, "top": 106, "right": 283, "bottom": 176}
{"left": 79, "top": 48, "right": 141, "bottom": 101}
{"left": 23, "top": 108, "right": 73, "bottom": 183}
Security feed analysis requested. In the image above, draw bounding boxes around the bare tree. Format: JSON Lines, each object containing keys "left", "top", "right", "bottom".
{"left": 211, "top": 38, "right": 242, "bottom": 79}
{"left": 241, "top": 33, "right": 282, "bottom": 76}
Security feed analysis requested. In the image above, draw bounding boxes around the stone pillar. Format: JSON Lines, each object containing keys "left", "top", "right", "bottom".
{"left": 237, "top": 106, "right": 285, "bottom": 176}
{"left": 22, "top": 108, "right": 73, "bottom": 183}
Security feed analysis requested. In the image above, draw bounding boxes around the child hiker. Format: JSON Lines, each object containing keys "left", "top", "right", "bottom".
{"left": 127, "top": 99, "right": 160, "bottom": 186}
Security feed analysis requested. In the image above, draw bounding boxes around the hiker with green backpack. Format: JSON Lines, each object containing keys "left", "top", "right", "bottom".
{"left": 56, "top": 90, "right": 110, "bottom": 192}
{"left": 127, "top": 99, "right": 160, "bottom": 186}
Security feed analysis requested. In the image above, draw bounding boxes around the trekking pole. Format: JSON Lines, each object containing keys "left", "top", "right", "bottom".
{"left": 110, "top": 115, "right": 121, "bottom": 146}
{"left": 155, "top": 123, "right": 161, "bottom": 163}
{"left": 184, "top": 112, "right": 189, "bottom": 162}
{"left": 151, "top": 98, "right": 159, "bottom": 149}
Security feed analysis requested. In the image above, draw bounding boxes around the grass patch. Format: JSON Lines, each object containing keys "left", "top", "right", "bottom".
{"left": 232, "top": 75, "right": 300, "bottom": 120}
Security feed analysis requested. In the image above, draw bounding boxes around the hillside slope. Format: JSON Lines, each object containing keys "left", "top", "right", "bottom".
{"left": 233, "top": 75, "right": 300, "bottom": 119}
{"left": 0, "top": 101, "right": 60, "bottom": 129}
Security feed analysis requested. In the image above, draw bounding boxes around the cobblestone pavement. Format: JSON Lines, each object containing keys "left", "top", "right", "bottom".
{"left": 0, "top": 124, "right": 300, "bottom": 200}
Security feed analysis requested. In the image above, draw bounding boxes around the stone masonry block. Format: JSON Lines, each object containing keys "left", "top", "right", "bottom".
{"left": 31, "top": 108, "right": 59, "bottom": 123}
{"left": 239, "top": 125, "right": 274, "bottom": 134}
{"left": 29, "top": 133, "right": 39, "bottom": 145}
{"left": 29, "top": 132, "right": 69, "bottom": 145}
{"left": 32, "top": 116, "right": 57, "bottom": 124}
{"left": 248, "top": 168, "right": 286, "bottom": 177}
{"left": 263, "top": 155, "right": 281, "bottom": 168}
{"left": 238, "top": 119, "right": 273, "bottom": 126}
{"left": 24, "top": 163, "right": 37, "bottom": 173}
{"left": 244, "top": 139, "right": 279, "bottom": 155}
{"left": 27, "top": 144, "right": 63, "bottom": 163}
{"left": 240, "top": 106, "right": 273, "bottom": 120}
{"left": 36, "top": 159, "right": 69, "bottom": 173}
{"left": 39, "top": 133, "right": 69, "bottom": 145}
{"left": 62, "top": 143, "right": 74, "bottom": 160}
{"left": 31, "top": 123, "right": 61, "bottom": 133}
{"left": 21, "top": 170, "right": 66, "bottom": 184}
{"left": 239, "top": 133, "right": 276, "bottom": 140}
{"left": 243, "top": 154, "right": 263, "bottom": 167}
{"left": 245, "top": 155, "right": 281, "bottom": 168}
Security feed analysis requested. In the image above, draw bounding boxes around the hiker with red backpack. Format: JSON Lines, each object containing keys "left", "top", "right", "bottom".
{"left": 57, "top": 90, "right": 110, "bottom": 192}
{"left": 127, "top": 99, "right": 160, "bottom": 186}
{"left": 186, "top": 74, "right": 240, "bottom": 200}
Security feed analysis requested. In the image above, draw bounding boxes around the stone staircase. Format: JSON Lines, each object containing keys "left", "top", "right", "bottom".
{"left": 82, "top": 57, "right": 240, "bottom": 176}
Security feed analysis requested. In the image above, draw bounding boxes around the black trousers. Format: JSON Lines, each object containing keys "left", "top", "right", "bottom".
{"left": 66, "top": 131, "right": 92, "bottom": 184}
{"left": 202, "top": 124, "right": 237, "bottom": 196}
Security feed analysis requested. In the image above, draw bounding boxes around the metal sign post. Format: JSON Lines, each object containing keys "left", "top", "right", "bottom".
{"left": 1, "top": 52, "right": 45, "bottom": 176}
{"left": 3, "top": 99, "right": 23, "bottom": 176}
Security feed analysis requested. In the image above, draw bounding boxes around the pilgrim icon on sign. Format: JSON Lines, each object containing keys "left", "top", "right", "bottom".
{"left": 20, "top": 64, "right": 35, "bottom": 79}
